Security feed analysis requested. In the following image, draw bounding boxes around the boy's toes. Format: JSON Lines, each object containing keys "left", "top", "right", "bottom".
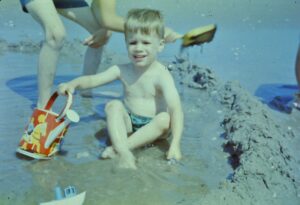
{"left": 100, "top": 147, "right": 117, "bottom": 159}
{"left": 118, "top": 154, "right": 137, "bottom": 170}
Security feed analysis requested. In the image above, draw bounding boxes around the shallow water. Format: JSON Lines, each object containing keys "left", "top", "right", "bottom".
{"left": 0, "top": 39, "right": 232, "bottom": 204}
{"left": 0, "top": 53, "right": 231, "bottom": 204}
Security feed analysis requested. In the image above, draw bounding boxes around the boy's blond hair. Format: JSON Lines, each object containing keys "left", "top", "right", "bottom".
{"left": 125, "top": 8, "right": 165, "bottom": 39}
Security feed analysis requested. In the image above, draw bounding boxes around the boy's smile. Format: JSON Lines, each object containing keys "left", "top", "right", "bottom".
{"left": 126, "top": 31, "right": 164, "bottom": 68}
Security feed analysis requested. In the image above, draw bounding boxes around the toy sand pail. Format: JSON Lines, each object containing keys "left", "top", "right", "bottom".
{"left": 16, "top": 91, "right": 79, "bottom": 159}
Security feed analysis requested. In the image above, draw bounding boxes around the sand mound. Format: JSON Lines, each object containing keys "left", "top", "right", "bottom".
{"left": 169, "top": 57, "right": 300, "bottom": 205}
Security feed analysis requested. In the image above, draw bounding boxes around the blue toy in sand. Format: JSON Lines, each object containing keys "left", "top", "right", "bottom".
{"left": 255, "top": 84, "right": 298, "bottom": 114}
{"left": 40, "top": 185, "right": 86, "bottom": 205}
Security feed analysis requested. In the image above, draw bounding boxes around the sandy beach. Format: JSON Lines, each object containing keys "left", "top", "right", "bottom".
{"left": 0, "top": 0, "right": 300, "bottom": 204}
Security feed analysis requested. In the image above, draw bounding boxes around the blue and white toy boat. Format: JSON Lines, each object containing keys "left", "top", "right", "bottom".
{"left": 40, "top": 186, "right": 86, "bottom": 205}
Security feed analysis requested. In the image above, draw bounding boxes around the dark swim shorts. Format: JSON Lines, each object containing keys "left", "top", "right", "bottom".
{"left": 20, "top": 0, "right": 88, "bottom": 13}
{"left": 128, "top": 112, "right": 152, "bottom": 132}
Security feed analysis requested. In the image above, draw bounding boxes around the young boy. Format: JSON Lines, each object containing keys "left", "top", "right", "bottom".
{"left": 58, "top": 8, "right": 184, "bottom": 169}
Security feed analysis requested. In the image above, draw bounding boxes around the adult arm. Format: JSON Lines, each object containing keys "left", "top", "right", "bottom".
{"left": 91, "top": 0, "right": 182, "bottom": 42}
{"left": 91, "top": 0, "right": 125, "bottom": 32}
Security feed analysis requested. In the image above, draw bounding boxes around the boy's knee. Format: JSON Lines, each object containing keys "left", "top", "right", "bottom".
{"left": 105, "top": 100, "right": 124, "bottom": 114}
{"left": 44, "top": 27, "right": 66, "bottom": 49}
{"left": 155, "top": 112, "right": 170, "bottom": 131}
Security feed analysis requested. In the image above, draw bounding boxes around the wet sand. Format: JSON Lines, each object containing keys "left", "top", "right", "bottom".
{"left": 1, "top": 0, "right": 300, "bottom": 205}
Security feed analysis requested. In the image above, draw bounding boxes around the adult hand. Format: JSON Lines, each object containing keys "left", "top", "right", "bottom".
{"left": 57, "top": 83, "right": 75, "bottom": 96}
{"left": 164, "top": 27, "right": 182, "bottom": 43}
{"left": 83, "top": 29, "right": 112, "bottom": 48}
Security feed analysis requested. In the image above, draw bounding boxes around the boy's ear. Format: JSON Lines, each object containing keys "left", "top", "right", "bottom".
{"left": 158, "top": 39, "right": 165, "bottom": 52}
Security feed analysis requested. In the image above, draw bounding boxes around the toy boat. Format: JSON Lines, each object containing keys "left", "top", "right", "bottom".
{"left": 40, "top": 186, "right": 86, "bottom": 205}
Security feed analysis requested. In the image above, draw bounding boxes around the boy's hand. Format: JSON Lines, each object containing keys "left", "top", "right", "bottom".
{"left": 83, "top": 29, "right": 112, "bottom": 48}
{"left": 58, "top": 83, "right": 74, "bottom": 95}
{"left": 166, "top": 143, "right": 182, "bottom": 161}
{"left": 164, "top": 27, "right": 183, "bottom": 43}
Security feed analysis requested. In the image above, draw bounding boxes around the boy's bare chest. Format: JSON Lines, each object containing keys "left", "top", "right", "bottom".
{"left": 122, "top": 74, "right": 159, "bottom": 98}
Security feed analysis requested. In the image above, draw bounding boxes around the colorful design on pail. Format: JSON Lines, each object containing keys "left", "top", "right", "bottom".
{"left": 17, "top": 92, "right": 79, "bottom": 159}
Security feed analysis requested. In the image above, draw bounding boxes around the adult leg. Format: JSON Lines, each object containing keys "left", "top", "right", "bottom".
{"left": 58, "top": 7, "right": 111, "bottom": 96}
{"left": 26, "top": 0, "right": 66, "bottom": 108}
{"left": 294, "top": 45, "right": 300, "bottom": 109}
{"left": 295, "top": 45, "right": 300, "bottom": 89}
{"left": 104, "top": 100, "right": 136, "bottom": 169}
{"left": 58, "top": 7, "right": 110, "bottom": 75}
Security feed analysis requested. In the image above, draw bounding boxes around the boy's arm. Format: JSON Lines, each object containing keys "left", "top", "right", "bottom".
{"left": 58, "top": 65, "right": 120, "bottom": 95}
{"left": 159, "top": 70, "right": 184, "bottom": 161}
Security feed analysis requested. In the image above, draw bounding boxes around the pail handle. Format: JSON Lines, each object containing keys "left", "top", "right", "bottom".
{"left": 44, "top": 91, "right": 73, "bottom": 120}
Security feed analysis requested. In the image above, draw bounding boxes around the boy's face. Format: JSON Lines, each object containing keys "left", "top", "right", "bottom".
{"left": 126, "top": 31, "right": 164, "bottom": 68}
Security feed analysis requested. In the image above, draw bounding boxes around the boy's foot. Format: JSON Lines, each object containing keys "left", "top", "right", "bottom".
{"left": 182, "top": 24, "right": 217, "bottom": 47}
{"left": 118, "top": 152, "right": 137, "bottom": 170}
{"left": 100, "top": 146, "right": 117, "bottom": 159}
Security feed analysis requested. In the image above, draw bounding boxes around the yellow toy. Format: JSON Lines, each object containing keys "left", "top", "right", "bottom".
{"left": 182, "top": 24, "right": 217, "bottom": 47}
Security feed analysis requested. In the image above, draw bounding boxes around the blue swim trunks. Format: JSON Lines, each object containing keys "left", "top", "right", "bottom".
{"left": 20, "top": 0, "right": 88, "bottom": 13}
{"left": 128, "top": 112, "right": 152, "bottom": 132}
